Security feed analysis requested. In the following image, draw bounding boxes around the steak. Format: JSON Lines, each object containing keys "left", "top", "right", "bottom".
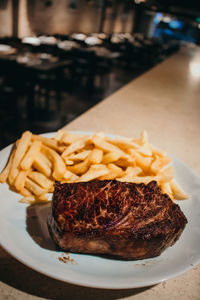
{"left": 47, "top": 180, "right": 187, "bottom": 260}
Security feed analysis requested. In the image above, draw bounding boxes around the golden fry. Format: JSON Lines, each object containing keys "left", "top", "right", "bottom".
{"left": 8, "top": 168, "right": 19, "bottom": 186}
{"left": 14, "top": 169, "right": 29, "bottom": 192}
{"left": 99, "top": 163, "right": 124, "bottom": 180}
{"left": 137, "top": 146, "right": 152, "bottom": 157}
{"left": 78, "top": 164, "right": 109, "bottom": 182}
{"left": 114, "top": 156, "right": 135, "bottom": 168}
{"left": 9, "top": 131, "right": 32, "bottom": 183}
{"left": 134, "top": 153, "right": 153, "bottom": 172}
{"left": 62, "top": 158, "right": 74, "bottom": 165}
{"left": 32, "top": 134, "right": 59, "bottom": 151}
{"left": 19, "top": 195, "right": 36, "bottom": 204}
{"left": 62, "top": 136, "right": 89, "bottom": 157}
{"left": 38, "top": 152, "right": 52, "bottom": 168}
{"left": 61, "top": 131, "right": 88, "bottom": 145}
{"left": 42, "top": 145, "right": 66, "bottom": 180}
{"left": 28, "top": 171, "right": 53, "bottom": 190}
{"left": 0, "top": 148, "right": 16, "bottom": 183}
{"left": 101, "top": 152, "right": 121, "bottom": 164}
{"left": 99, "top": 171, "right": 121, "bottom": 180}
{"left": 161, "top": 182, "right": 174, "bottom": 200}
{"left": 67, "top": 158, "right": 89, "bottom": 175}
{"left": 151, "top": 156, "right": 171, "bottom": 174}
{"left": 138, "top": 130, "right": 148, "bottom": 145}
{"left": 55, "top": 129, "right": 64, "bottom": 141}
{"left": 107, "top": 163, "right": 123, "bottom": 173}
{"left": 88, "top": 149, "right": 103, "bottom": 164}
{"left": 20, "top": 140, "right": 41, "bottom": 170}
{"left": 92, "top": 135, "right": 125, "bottom": 155}
{"left": 33, "top": 153, "right": 52, "bottom": 177}
{"left": 157, "top": 166, "right": 174, "bottom": 183}
{"left": 20, "top": 194, "right": 49, "bottom": 204}
{"left": 170, "top": 179, "right": 189, "bottom": 200}
{"left": 37, "top": 194, "right": 49, "bottom": 202}
{"left": 108, "top": 138, "right": 139, "bottom": 151}
{"left": 118, "top": 175, "right": 156, "bottom": 184}
{"left": 63, "top": 169, "right": 79, "bottom": 182}
{"left": 25, "top": 178, "right": 47, "bottom": 196}
{"left": 20, "top": 187, "right": 32, "bottom": 196}
{"left": 125, "top": 166, "right": 142, "bottom": 177}
{"left": 68, "top": 150, "right": 91, "bottom": 161}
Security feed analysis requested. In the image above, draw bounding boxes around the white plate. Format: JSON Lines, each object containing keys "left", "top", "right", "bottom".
{"left": 0, "top": 131, "right": 200, "bottom": 289}
{"left": 0, "top": 44, "right": 12, "bottom": 52}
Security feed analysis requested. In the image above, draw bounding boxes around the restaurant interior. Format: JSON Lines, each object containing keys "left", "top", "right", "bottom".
{"left": 0, "top": 0, "right": 200, "bottom": 150}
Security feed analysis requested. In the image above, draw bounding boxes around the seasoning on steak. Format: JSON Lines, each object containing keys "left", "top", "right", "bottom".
{"left": 47, "top": 180, "right": 187, "bottom": 260}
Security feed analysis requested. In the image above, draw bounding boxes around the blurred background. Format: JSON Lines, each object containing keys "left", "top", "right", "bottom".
{"left": 0, "top": 0, "right": 200, "bottom": 149}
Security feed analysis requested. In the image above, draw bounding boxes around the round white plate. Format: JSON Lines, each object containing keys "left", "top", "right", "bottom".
{"left": 0, "top": 131, "right": 200, "bottom": 289}
{"left": 0, "top": 44, "right": 12, "bottom": 52}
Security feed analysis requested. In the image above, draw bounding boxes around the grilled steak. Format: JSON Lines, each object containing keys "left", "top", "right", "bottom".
{"left": 48, "top": 180, "right": 187, "bottom": 260}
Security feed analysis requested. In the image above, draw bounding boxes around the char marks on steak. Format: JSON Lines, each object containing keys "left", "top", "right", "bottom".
{"left": 48, "top": 180, "right": 187, "bottom": 260}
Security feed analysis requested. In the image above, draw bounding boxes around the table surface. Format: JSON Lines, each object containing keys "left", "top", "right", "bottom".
{"left": 1, "top": 45, "right": 200, "bottom": 300}
{"left": 0, "top": 52, "right": 71, "bottom": 72}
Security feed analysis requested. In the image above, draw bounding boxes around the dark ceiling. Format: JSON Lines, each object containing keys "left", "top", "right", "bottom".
{"left": 133, "top": 0, "right": 200, "bottom": 20}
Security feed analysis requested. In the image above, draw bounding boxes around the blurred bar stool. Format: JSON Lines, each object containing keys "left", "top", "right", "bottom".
{"left": 93, "top": 54, "right": 112, "bottom": 95}
{"left": 69, "top": 48, "right": 96, "bottom": 95}
{"left": 0, "top": 60, "right": 29, "bottom": 147}
{"left": 27, "top": 66, "right": 64, "bottom": 131}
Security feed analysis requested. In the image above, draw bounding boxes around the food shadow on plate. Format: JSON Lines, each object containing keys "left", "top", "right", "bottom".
{"left": 1, "top": 246, "right": 155, "bottom": 300}
{"left": 26, "top": 203, "right": 59, "bottom": 251}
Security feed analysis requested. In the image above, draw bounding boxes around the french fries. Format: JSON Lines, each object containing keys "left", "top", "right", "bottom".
{"left": 0, "top": 130, "right": 189, "bottom": 204}
{"left": 170, "top": 179, "right": 189, "bottom": 200}
{"left": 41, "top": 145, "right": 67, "bottom": 180}
{"left": 88, "top": 149, "right": 103, "bottom": 164}
{"left": 14, "top": 169, "right": 29, "bottom": 191}
{"left": 78, "top": 164, "right": 109, "bottom": 182}
{"left": 33, "top": 153, "right": 52, "bottom": 177}
{"left": 28, "top": 171, "right": 53, "bottom": 190}
{"left": 8, "top": 131, "right": 32, "bottom": 184}
{"left": 20, "top": 140, "right": 41, "bottom": 170}
{"left": 0, "top": 148, "right": 16, "bottom": 183}
{"left": 25, "top": 177, "right": 47, "bottom": 196}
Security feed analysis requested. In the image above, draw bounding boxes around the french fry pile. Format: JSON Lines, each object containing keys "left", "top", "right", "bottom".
{"left": 0, "top": 130, "right": 188, "bottom": 204}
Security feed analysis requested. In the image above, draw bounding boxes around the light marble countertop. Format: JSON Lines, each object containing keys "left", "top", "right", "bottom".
{"left": 1, "top": 45, "right": 200, "bottom": 299}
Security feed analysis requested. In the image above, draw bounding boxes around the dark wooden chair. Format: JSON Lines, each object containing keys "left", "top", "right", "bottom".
{"left": 68, "top": 48, "right": 97, "bottom": 95}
